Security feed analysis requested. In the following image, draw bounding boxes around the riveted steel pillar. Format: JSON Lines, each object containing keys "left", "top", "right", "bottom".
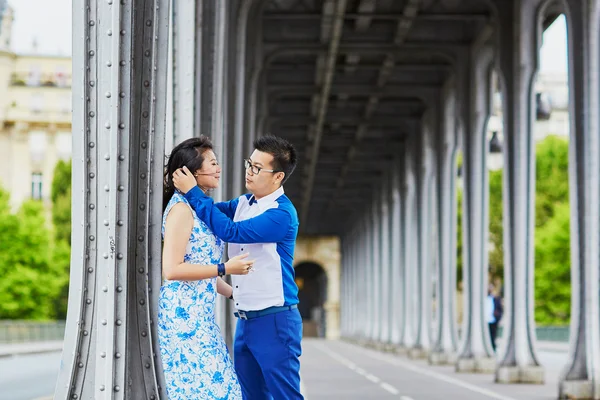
{"left": 340, "top": 237, "right": 347, "bottom": 337}
{"left": 232, "top": 1, "right": 259, "bottom": 194}
{"left": 171, "top": 0, "right": 198, "bottom": 145}
{"left": 353, "top": 225, "right": 361, "bottom": 338}
{"left": 559, "top": 1, "right": 600, "bottom": 398}
{"left": 348, "top": 228, "right": 361, "bottom": 339}
{"left": 364, "top": 208, "right": 375, "bottom": 341}
{"left": 411, "top": 111, "right": 435, "bottom": 359}
{"left": 56, "top": 0, "right": 170, "bottom": 399}
{"left": 360, "top": 216, "right": 370, "bottom": 340}
{"left": 400, "top": 137, "right": 418, "bottom": 351}
{"left": 371, "top": 193, "right": 382, "bottom": 344}
{"left": 493, "top": 0, "right": 544, "bottom": 384}
{"left": 430, "top": 79, "right": 459, "bottom": 365}
{"left": 454, "top": 43, "right": 496, "bottom": 374}
{"left": 389, "top": 155, "right": 404, "bottom": 348}
{"left": 379, "top": 172, "right": 392, "bottom": 345}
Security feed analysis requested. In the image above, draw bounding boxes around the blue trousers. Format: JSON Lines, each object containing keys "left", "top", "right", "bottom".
{"left": 234, "top": 308, "right": 304, "bottom": 400}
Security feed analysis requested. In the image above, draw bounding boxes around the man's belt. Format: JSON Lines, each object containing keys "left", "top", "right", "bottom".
{"left": 234, "top": 304, "right": 298, "bottom": 320}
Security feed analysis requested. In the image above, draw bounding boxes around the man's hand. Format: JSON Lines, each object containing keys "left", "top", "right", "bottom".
{"left": 173, "top": 166, "right": 197, "bottom": 194}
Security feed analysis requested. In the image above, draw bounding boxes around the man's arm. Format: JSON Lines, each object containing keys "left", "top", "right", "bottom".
{"left": 184, "top": 186, "right": 291, "bottom": 243}
{"left": 214, "top": 198, "right": 239, "bottom": 219}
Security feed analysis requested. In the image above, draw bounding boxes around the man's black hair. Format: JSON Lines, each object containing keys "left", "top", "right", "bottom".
{"left": 253, "top": 135, "right": 297, "bottom": 185}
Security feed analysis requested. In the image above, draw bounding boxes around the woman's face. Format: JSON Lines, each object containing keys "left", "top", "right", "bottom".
{"left": 193, "top": 150, "right": 221, "bottom": 190}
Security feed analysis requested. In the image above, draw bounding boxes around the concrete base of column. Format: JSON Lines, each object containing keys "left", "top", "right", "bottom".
{"left": 559, "top": 380, "right": 600, "bottom": 399}
{"left": 428, "top": 351, "right": 457, "bottom": 365}
{"left": 495, "top": 365, "right": 544, "bottom": 384}
{"left": 408, "top": 347, "right": 428, "bottom": 359}
{"left": 393, "top": 346, "right": 409, "bottom": 356}
{"left": 455, "top": 357, "right": 496, "bottom": 373}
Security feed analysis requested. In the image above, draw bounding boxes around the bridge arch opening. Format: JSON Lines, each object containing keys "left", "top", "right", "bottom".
{"left": 294, "top": 261, "right": 328, "bottom": 338}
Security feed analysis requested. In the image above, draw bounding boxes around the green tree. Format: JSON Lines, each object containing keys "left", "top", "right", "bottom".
{"left": 50, "top": 159, "right": 72, "bottom": 319}
{"left": 485, "top": 135, "right": 571, "bottom": 325}
{"left": 534, "top": 202, "right": 570, "bottom": 325}
{"left": 456, "top": 187, "right": 463, "bottom": 286}
{"left": 488, "top": 169, "right": 503, "bottom": 281}
{"left": 51, "top": 159, "right": 72, "bottom": 244}
{"left": 0, "top": 189, "right": 64, "bottom": 319}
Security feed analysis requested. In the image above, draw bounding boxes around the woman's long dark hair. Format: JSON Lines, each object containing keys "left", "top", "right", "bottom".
{"left": 163, "top": 136, "right": 213, "bottom": 211}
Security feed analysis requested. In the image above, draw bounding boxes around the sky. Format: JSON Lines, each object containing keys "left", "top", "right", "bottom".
{"left": 8, "top": 0, "right": 568, "bottom": 73}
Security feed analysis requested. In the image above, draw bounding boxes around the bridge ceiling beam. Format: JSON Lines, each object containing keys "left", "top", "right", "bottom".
{"left": 262, "top": 12, "right": 489, "bottom": 22}
{"left": 299, "top": 0, "right": 348, "bottom": 226}
{"left": 325, "top": 0, "right": 421, "bottom": 215}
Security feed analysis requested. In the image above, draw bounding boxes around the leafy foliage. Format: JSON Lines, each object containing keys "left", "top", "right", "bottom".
{"left": 0, "top": 157, "right": 73, "bottom": 320}
{"left": 455, "top": 187, "right": 463, "bottom": 286}
{"left": 0, "top": 190, "right": 65, "bottom": 319}
{"left": 483, "top": 135, "right": 571, "bottom": 326}
{"left": 51, "top": 160, "right": 72, "bottom": 244}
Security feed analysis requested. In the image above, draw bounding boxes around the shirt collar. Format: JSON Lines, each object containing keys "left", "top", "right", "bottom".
{"left": 248, "top": 186, "right": 284, "bottom": 207}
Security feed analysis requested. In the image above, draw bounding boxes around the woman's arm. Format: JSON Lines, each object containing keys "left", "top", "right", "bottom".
{"left": 216, "top": 277, "right": 233, "bottom": 298}
{"left": 162, "top": 203, "right": 220, "bottom": 281}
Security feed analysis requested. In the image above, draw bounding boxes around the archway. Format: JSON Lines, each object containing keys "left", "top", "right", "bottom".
{"left": 295, "top": 262, "right": 327, "bottom": 338}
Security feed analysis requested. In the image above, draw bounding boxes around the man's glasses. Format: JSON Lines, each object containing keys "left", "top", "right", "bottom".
{"left": 244, "top": 159, "right": 281, "bottom": 175}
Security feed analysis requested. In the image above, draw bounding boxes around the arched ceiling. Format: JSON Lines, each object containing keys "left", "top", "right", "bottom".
{"left": 254, "top": 0, "right": 522, "bottom": 235}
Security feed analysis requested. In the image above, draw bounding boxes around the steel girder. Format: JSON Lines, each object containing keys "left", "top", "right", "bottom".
{"left": 56, "top": 0, "right": 170, "bottom": 399}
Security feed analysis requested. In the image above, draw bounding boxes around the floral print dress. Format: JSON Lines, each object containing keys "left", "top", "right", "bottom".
{"left": 158, "top": 193, "right": 242, "bottom": 399}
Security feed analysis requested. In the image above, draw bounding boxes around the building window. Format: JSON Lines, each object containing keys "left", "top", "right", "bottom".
{"left": 27, "top": 65, "right": 41, "bottom": 86}
{"left": 31, "top": 173, "right": 43, "bottom": 200}
{"left": 30, "top": 93, "right": 44, "bottom": 113}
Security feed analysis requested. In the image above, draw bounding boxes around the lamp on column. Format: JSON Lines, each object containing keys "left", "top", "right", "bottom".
{"left": 489, "top": 131, "right": 502, "bottom": 153}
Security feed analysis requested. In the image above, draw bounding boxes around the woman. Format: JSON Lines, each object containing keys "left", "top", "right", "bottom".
{"left": 159, "top": 136, "right": 252, "bottom": 399}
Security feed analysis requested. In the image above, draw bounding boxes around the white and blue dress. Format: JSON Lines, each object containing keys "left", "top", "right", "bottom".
{"left": 158, "top": 192, "right": 242, "bottom": 400}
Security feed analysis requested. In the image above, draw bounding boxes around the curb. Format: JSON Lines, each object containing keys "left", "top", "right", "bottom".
{"left": 0, "top": 341, "right": 63, "bottom": 358}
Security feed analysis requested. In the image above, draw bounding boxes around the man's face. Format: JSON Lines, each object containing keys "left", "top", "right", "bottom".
{"left": 245, "top": 150, "right": 284, "bottom": 197}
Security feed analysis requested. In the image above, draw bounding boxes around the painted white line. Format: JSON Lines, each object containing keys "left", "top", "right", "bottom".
{"left": 351, "top": 345, "right": 519, "bottom": 400}
{"left": 313, "top": 342, "right": 400, "bottom": 396}
{"left": 381, "top": 382, "right": 400, "bottom": 395}
{"left": 399, "top": 396, "right": 414, "bottom": 400}
{"left": 300, "top": 371, "right": 307, "bottom": 399}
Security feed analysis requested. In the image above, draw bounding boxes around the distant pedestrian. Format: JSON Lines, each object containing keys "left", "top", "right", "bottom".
{"left": 486, "top": 284, "right": 501, "bottom": 352}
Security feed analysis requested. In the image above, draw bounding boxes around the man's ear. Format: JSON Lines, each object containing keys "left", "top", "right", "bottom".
{"left": 276, "top": 171, "right": 285, "bottom": 185}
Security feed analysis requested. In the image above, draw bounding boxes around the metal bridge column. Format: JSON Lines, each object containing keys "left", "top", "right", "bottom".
{"left": 370, "top": 192, "right": 382, "bottom": 344}
{"left": 430, "top": 79, "right": 459, "bottom": 365}
{"left": 399, "top": 137, "right": 417, "bottom": 352}
{"left": 389, "top": 155, "right": 404, "bottom": 348}
{"left": 379, "top": 172, "right": 392, "bottom": 345}
{"left": 56, "top": 0, "right": 170, "bottom": 398}
{"left": 454, "top": 43, "right": 496, "bottom": 374}
{"left": 410, "top": 112, "right": 435, "bottom": 359}
{"left": 360, "top": 216, "right": 370, "bottom": 340}
{"left": 494, "top": 0, "right": 544, "bottom": 384}
{"left": 559, "top": 0, "right": 600, "bottom": 398}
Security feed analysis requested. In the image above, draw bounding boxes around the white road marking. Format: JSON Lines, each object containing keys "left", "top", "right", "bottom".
{"left": 352, "top": 345, "right": 519, "bottom": 400}
{"left": 380, "top": 383, "right": 399, "bottom": 395}
{"left": 399, "top": 396, "right": 414, "bottom": 400}
{"left": 314, "top": 342, "right": 401, "bottom": 396}
{"left": 300, "top": 371, "right": 307, "bottom": 399}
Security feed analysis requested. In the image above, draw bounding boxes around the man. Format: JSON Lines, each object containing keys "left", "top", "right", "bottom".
{"left": 172, "top": 135, "right": 303, "bottom": 400}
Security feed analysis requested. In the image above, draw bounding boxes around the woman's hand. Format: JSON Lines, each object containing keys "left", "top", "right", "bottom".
{"left": 225, "top": 253, "right": 255, "bottom": 275}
